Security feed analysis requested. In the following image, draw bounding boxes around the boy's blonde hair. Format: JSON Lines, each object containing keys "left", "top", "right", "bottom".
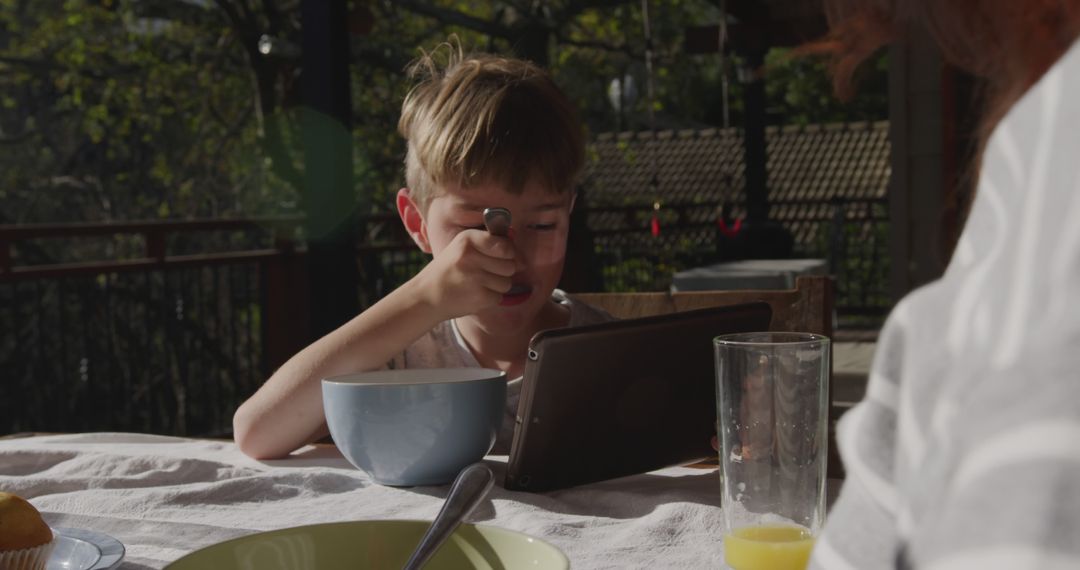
{"left": 398, "top": 42, "right": 585, "bottom": 212}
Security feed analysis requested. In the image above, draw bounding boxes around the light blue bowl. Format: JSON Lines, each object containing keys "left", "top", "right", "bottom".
{"left": 322, "top": 368, "right": 507, "bottom": 486}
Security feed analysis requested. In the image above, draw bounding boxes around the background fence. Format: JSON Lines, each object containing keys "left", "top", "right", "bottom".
{"left": 581, "top": 198, "right": 890, "bottom": 324}
{"left": 0, "top": 220, "right": 298, "bottom": 437}
{"left": 1, "top": 201, "right": 890, "bottom": 437}
{"left": 1, "top": 265, "right": 262, "bottom": 436}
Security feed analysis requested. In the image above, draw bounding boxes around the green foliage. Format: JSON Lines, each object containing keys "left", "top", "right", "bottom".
{"left": 1, "top": 0, "right": 285, "bottom": 223}
{"left": 1, "top": 1, "right": 888, "bottom": 227}
{"left": 764, "top": 47, "right": 889, "bottom": 126}
{"left": 808, "top": 202, "right": 892, "bottom": 323}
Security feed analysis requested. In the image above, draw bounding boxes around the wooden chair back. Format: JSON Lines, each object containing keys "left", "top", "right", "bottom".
{"left": 569, "top": 275, "right": 833, "bottom": 337}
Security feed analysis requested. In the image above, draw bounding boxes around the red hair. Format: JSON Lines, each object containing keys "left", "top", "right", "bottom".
{"left": 806, "top": 0, "right": 1080, "bottom": 144}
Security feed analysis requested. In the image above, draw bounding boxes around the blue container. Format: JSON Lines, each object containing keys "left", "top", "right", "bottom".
{"left": 322, "top": 368, "right": 507, "bottom": 486}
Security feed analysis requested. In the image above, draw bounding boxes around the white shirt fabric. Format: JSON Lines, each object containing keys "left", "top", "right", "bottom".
{"left": 386, "top": 289, "right": 613, "bottom": 453}
{"left": 811, "top": 40, "right": 1080, "bottom": 569}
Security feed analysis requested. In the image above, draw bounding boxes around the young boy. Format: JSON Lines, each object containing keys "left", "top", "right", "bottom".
{"left": 233, "top": 44, "right": 611, "bottom": 459}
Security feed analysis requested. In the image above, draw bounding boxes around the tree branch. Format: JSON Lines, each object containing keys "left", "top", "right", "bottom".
{"left": 552, "top": 0, "right": 637, "bottom": 22}
{"left": 394, "top": 0, "right": 512, "bottom": 39}
{"left": 350, "top": 42, "right": 413, "bottom": 74}
{"left": 235, "top": 0, "right": 258, "bottom": 30}
{"left": 261, "top": 113, "right": 304, "bottom": 194}
{"left": 132, "top": 0, "right": 218, "bottom": 28}
{"left": 0, "top": 55, "right": 66, "bottom": 72}
{"left": 207, "top": 103, "right": 255, "bottom": 181}
{"left": 260, "top": 0, "right": 284, "bottom": 36}
{"left": 553, "top": 34, "right": 643, "bottom": 58}
{"left": 0, "top": 130, "right": 34, "bottom": 145}
{"left": 213, "top": 0, "right": 258, "bottom": 49}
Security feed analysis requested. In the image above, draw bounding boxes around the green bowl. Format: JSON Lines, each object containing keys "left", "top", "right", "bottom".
{"left": 164, "top": 520, "right": 570, "bottom": 570}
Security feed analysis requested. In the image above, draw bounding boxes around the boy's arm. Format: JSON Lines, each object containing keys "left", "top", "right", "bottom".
{"left": 233, "top": 231, "right": 516, "bottom": 459}
{"left": 232, "top": 280, "right": 439, "bottom": 459}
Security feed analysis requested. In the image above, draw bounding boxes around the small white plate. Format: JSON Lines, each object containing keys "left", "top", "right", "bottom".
{"left": 48, "top": 527, "right": 125, "bottom": 570}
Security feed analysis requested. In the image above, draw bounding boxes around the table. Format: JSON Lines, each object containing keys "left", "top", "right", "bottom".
{"left": 671, "top": 259, "right": 828, "bottom": 292}
{"left": 0, "top": 433, "right": 735, "bottom": 569}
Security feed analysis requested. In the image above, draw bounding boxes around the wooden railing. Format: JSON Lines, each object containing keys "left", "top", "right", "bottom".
{"left": 0, "top": 217, "right": 304, "bottom": 279}
{"left": 0, "top": 218, "right": 304, "bottom": 437}
{"left": 0, "top": 203, "right": 890, "bottom": 437}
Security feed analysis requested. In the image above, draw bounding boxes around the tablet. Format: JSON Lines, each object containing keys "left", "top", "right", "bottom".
{"left": 504, "top": 301, "right": 773, "bottom": 492}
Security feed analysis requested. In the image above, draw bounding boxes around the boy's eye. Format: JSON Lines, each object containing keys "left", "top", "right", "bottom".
{"left": 527, "top": 223, "right": 557, "bottom": 231}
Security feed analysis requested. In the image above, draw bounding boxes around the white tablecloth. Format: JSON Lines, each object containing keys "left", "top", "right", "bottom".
{"left": 0, "top": 433, "right": 730, "bottom": 569}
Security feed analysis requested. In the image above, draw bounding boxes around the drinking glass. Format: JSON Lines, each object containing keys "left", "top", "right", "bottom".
{"left": 714, "top": 332, "right": 830, "bottom": 570}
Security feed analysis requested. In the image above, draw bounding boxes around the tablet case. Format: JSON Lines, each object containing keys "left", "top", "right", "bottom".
{"left": 504, "top": 302, "right": 773, "bottom": 492}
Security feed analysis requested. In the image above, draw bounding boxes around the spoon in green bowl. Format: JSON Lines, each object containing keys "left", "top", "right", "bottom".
{"left": 401, "top": 463, "right": 496, "bottom": 570}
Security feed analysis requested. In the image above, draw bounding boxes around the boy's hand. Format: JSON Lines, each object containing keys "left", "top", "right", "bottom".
{"left": 414, "top": 229, "right": 516, "bottom": 320}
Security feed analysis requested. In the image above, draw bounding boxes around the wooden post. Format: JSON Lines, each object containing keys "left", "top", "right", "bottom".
{"left": 262, "top": 246, "right": 309, "bottom": 375}
{"left": 146, "top": 229, "right": 166, "bottom": 262}
{"left": 560, "top": 186, "right": 600, "bottom": 292}
{"left": 888, "top": 23, "right": 949, "bottom": 302}
{"left": 742, "top": 47, "right": 769, "bottom": 225}
{"left": 301, "top": 0, "right": 359, "bottom": 341}
{"left": 0, "top": 238, "right": 9, "bottom": 274}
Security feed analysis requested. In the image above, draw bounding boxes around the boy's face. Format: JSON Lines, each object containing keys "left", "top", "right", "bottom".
{"left": 413, "top": 179, "right": 574, "bottom": 333}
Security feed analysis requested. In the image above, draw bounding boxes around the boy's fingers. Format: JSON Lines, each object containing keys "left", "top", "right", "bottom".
{"left": 473, "top": 234, "right": 515, "bottom": 259}
{"left": 480, "top": 273, "right": 512, "bottom": 294}
{"left": 474, "top": 287, "right": 503, "bottom": 307}
{"left": 485, "top": 258, "right": 516, "bottom": 278}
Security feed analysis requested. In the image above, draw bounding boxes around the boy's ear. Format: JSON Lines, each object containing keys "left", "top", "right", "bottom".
{"left": 396, "top": 188, "right": 432, "bottom": 254}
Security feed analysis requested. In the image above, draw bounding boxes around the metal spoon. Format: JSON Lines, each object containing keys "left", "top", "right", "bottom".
{"left": 401, "top": 463, "right": 495, "bottom": 570}
{"left": 483, "top": 207, "right": 512, "bottom": 237}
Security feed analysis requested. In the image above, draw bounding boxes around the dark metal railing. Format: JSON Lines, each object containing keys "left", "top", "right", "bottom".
{"left": 1, "top": 266, "right": 262, "bottom": 436}
{"left": 572, "top": 198, "right": 892, "bottom": 326}
{"left": 826, "top": 198, "right": 891, "bottom": 326}
{"left": 0, "top": 219, "right": 306, "bottom": 438}
{"left": 0, "top": 203, "right": 890, "bottom": 436}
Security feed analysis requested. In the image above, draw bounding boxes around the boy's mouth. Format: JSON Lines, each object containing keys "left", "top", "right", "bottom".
{"left": 499, "top": 283, "right": 533, "bottom": 306}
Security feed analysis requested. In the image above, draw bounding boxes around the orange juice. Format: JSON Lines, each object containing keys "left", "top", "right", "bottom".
{"left": 723, "top": 525, "right": 815, "bottom": 570}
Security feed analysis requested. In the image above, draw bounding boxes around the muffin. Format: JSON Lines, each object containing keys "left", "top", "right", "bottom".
{"left": 0, "top": 492, "right": 55, "bottom": 570}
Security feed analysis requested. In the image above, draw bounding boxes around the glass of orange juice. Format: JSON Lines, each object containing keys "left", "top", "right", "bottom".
{"left": 714, "top": 332, "right": 830, "bottom": 570}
